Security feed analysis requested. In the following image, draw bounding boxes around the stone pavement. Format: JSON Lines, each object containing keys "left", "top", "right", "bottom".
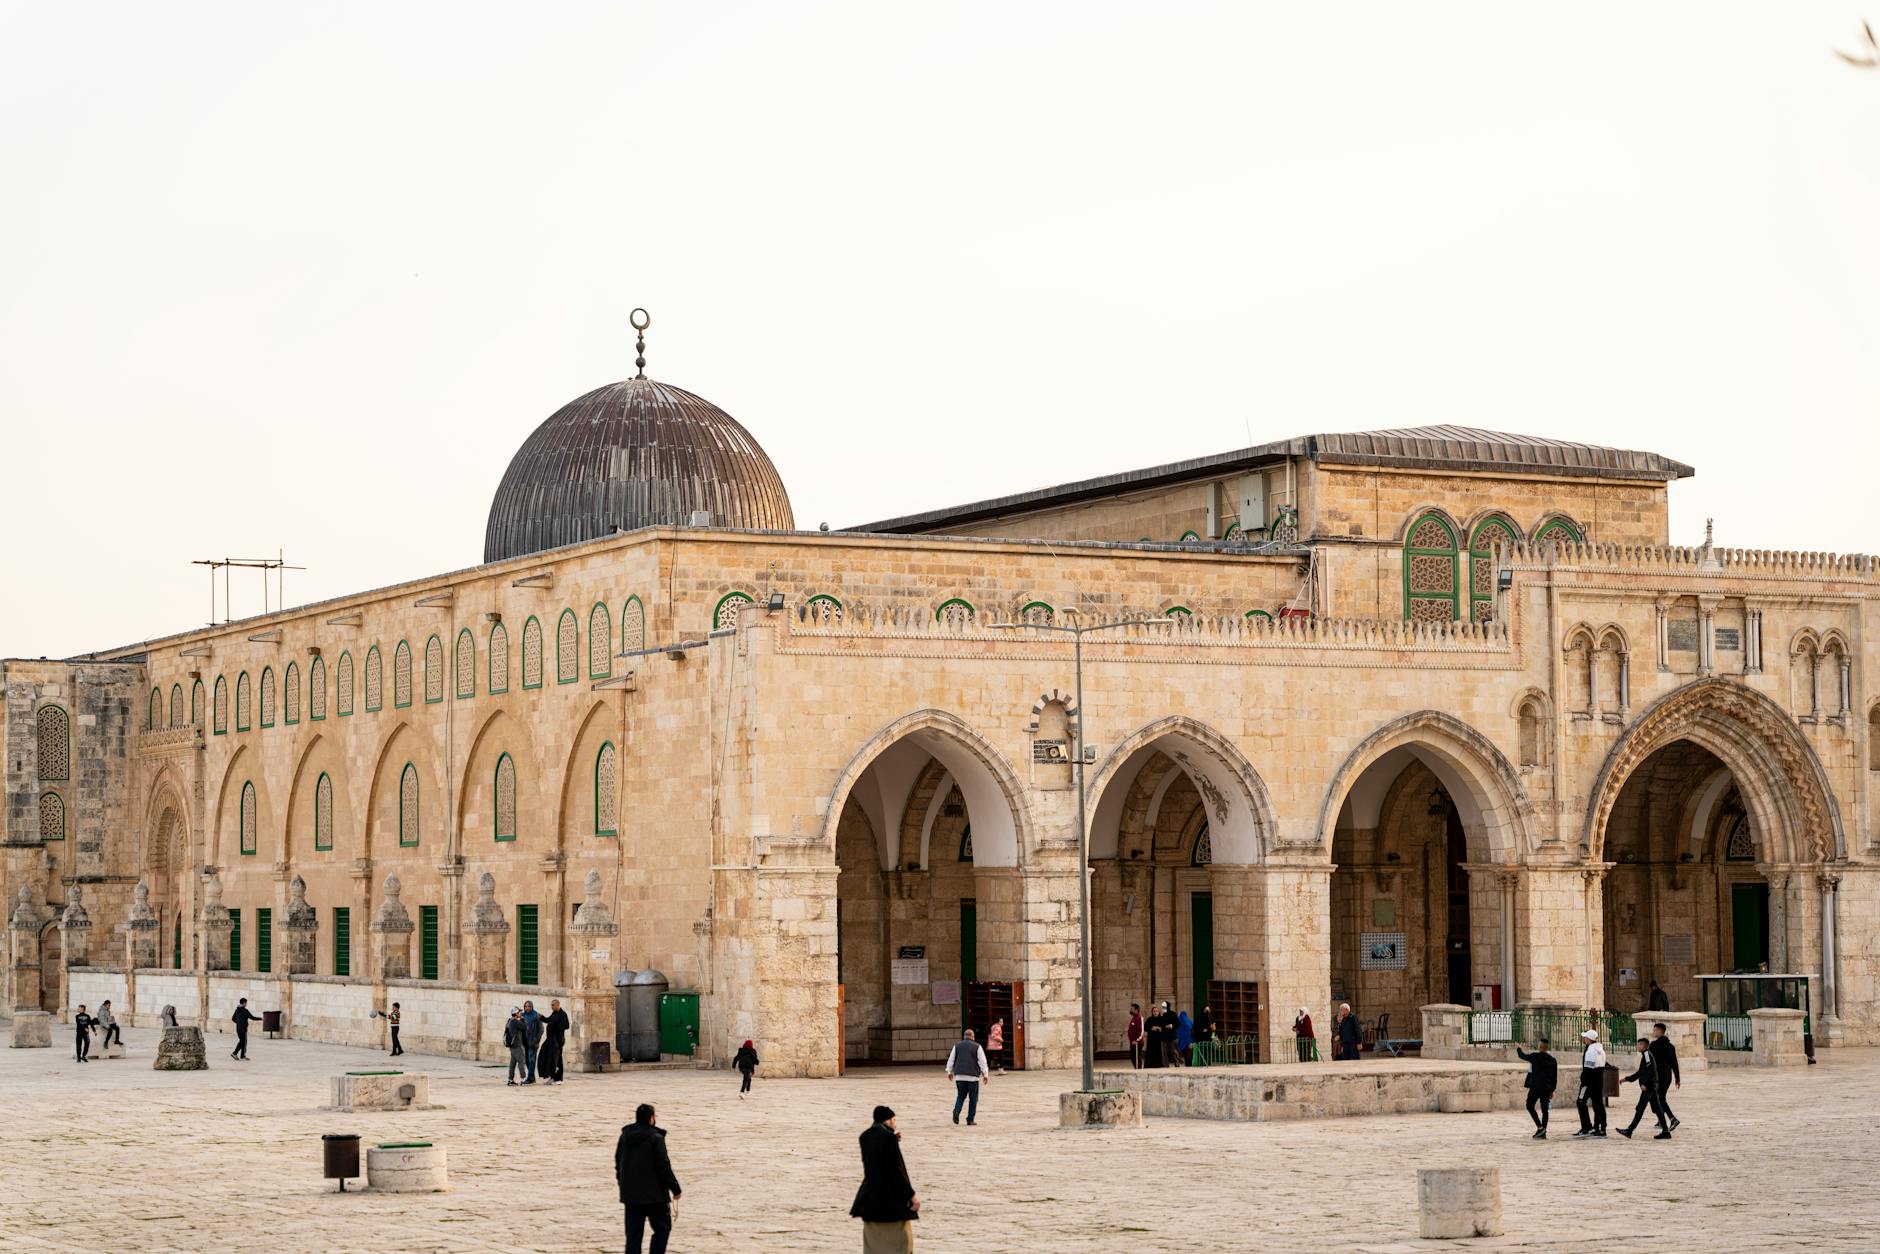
{"left": 2, "top": 1029, "right": 1875, "bottom": 1252}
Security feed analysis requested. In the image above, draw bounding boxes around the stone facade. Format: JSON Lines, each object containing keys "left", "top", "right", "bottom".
{"left": 3, "top": 421, "right": 1875, "bottom": 1080}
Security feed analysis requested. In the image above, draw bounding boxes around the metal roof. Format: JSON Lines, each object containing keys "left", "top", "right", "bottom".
{"left": 853, "top": 425, "right": 1692, "bottom": 534}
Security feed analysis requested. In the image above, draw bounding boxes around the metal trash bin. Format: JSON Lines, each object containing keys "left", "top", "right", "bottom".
{"left": 263, "top": 1009, "right": 284, "bottom": 1038}
{"left": 588, "top": 1040, "right": 611, "bottom": 1069}
{"left": 322, "top": 1133, "right": 361, "bottom": 1191}
{"left": 627, "top": 969, "right": 669, "bottom": 1062}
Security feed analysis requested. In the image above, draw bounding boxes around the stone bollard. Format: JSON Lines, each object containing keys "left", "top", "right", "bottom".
{"left": 367, "top": 1142, "right": 448, "bottom": 1192}
{"left": 9, "top": 1010, "right": 54, "bottom": 1049}
{"left": 1749, "top": 1008, "right": 1808, "bottom": 1067}
{"left": 1059, "top": 1088, "right": 1144, "bottom": 1129}
{"left": 1418, "top": 1167, "right": 1503, "bottom": 1239}
{"left": 154, "top": 1025, "right": 209, "bottom": 1070}
{"left": 329, "top": 1071, "right": 433, "bottom": 1111}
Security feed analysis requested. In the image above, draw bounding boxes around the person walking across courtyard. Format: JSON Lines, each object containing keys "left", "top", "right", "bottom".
{"left": 1573, "top": 1028, "right": 1608, "bottom": 1137}
{"left": 1127, "top": 1003, "right": 1145, "bottom": 1069}
{"left": 1335, "top": 1003, "right": 1363, "bottom": 1061}
{"left": 384, "top": 1002, "right": 404, "bottom": 1056}
{"left": 503, "top": 1007, "right": 528, "bottom": 1085}
{"left": 734, "top": 1039, "right": 760, "bottom": 1097}
{"left": 520, "top": 999, "right": 544, "bottom": 1084}
{"left": 1616, "top": 1037, "right": 1669, "bottom": 1139}
{"left": 1175, "top": 1009, "right": 1194, "bottom": 1065}
{"left": 539, "top": 998, "right": 569, "bottom": 1084}
{"left": 947, "top": 1027, "right": 989, "bottom": 1126}
{"left": 230, "top": 998, "right": 259, "bottom": 1061}
{"left": 987, "top": 1019, "right": 1005, "bottom": 1073}
{"left": 73, "top": 1004, "right": 94, "bottom": 1062}
{"left": 96, "top": 999, "right": 121, "bottom": 1051}
{"left": 1649, "top": 1022, "right": 1682, "bottom": 1131}
{"left": 615, "top": 1102, "right": 681, "bottom": 1254}
{"left": 851, "top": 1105, "right": 918, "bottom": 1253}
{"left": 1516, "top": 1036, "right": 1557, "bottom": 1137}
{"left": 1293, "top": 1006, "right": 1316, "bottom": 1061}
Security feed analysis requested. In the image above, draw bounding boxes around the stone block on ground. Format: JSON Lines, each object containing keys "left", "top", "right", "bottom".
{"left": 1418, "top": 1166, "right": 1503, "bottom": 1239}
{"left": 96, "top": 1042, "right": 125, "bottom": 1059}
{"left": 10, "top": 1011, "right": 53, "bottom": 1049}
{"left": 1059, "top": 1088, "right": 1143, "bottom": 1128}
{"left": 154, "top": 1026, "right": 207, "bottom": 1070}
{"left": 329, "top": 1071, "right": 432, "bottom": 1111}
{"left": 367, "top": 1142, "right": 448, "bottom": 1192}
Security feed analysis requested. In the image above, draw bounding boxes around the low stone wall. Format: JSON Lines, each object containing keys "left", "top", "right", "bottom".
{"left": 205, "top": 974, "right": 272, "bottom": 1033}
{"left": 68, "top": 969, "right": 129, "bottom": 1019}
{"left": 1094, "top": 1061, "right": 1527, "bottom": 1122}
{"left": 867, "top": 1024, "right": 959, "bottom": 1063}
{"left": 134, "top": 970, "right": 199, "bottom": 1025}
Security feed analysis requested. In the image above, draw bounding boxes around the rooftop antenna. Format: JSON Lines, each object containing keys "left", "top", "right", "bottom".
{"left": 631, "top": 308, "right": 651, "bottom": 379}
{"left": 191, "top": 549, "right": 305, "bottom": 627}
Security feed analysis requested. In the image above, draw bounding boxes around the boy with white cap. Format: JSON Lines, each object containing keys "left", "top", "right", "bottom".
{"left": 1573, "top": 1028, "right": 1608, "bottom": 1137}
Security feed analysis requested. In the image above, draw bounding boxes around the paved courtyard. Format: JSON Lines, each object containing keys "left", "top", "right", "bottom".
{"left": 2, "top": 1028, "right": 1873, "bottom": 1252}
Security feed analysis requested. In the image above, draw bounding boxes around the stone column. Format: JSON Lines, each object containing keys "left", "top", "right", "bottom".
{"left": 9, "top": 887, "right": 50, "bottom": 1048}
{"left": 1017, "top": 847, "right": 1082, "bottom": 1072}
{"left": 465, "top": 871, "right": 510, "bottom": 985}
{"left": 540, "top": 851, "right": 567, "bottom": 989}
{"left": 1616, "top": 651, "right": 1631, "bottom": 715}
{"left": 1513, "top": 866, "right": 1601, "bottom": 1007}
{"left": 1258, "top": 860, "right": 1332, "bottom": 1049}
{"left": 58, "top": 887, "right": 92, "bottom": 1012}
{"left": 124, "top": 879, "right": 160, "bottom": 971}
{"left": 568, "top": 870, "right": 620, "bottom": 1070}
{"left": 1839, "top": 655, "right": 1853, "bottom": 719}
{"left": 1819, "top": 871, "right": 1840, "bottom": 1029}
{"left": 437, "top": 859, "right": 466, "bottom": 981}
{"left": 277, "top": 874, "right": 318, "bottom": 976}
{"left": 1697, "top": 596, "right": 1718, "bottom": 678}
{"left": 1765, "top": 869, "right": 1790, "bottom": 972}
{"left": 1653, "top": 597, "right": 1671, "bottom": 673}
{"left": 350, "top": 858, "right": 373, "bottom": 979}
{"left": 371, "top": 873, "right": 414, "bottom": 980}
{"left": 199, "top": 872, "right": 232, "bottom": 972}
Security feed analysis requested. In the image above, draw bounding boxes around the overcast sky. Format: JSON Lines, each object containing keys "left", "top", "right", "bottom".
{"left": 2, "top": 3, "right": 1876, "bottom": 657}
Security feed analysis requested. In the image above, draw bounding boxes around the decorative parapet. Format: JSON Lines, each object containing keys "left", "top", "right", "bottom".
{"left": 136, "top": 726, "right": 203, "bottom": 757}
{"left": 1508, "top": 539, "right": 1878, "bottom": 582}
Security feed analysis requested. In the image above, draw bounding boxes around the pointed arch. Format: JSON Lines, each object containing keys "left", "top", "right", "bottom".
{"left": 259, "top": 666, "right": 276, "bottom": 728}
{"left": 309, "top": 655, "right": 328, "bottom": 720}
{"left": 488, "top": 620, "right": 510, "bottom": 693}
{"left": 621, "top": 595, "right": 646, "bottom": 652}
{"left": 556, "top": 608, "right": 579, "bottom": 683}
{"left": 283, "top": 662, "right": 301, "bottom": 725}
{"left": 1403, "top": 511, "right": 1460, "bottom": 622}
{"left": 1531, "top": 515, "right": 1584, "bottom": 546}
{"left": 36, "top": 704, "right": 71, "bottom": 779}
{"left": 589, "top": 602, "right": 613, "bottom": 678}
{"left": 213, "top": 676, "right": 229, "bottom": 734}
{"left": 821, "top": 709, "right": 1032, "bottom": 869}
{"left": 363, "top": 721, "right": 441, "bottom": 859}
{"left": 423, "top": 634, "right": 443, "bottom": 704}
{"left": 1467, "top": 513, "right": 1521, "bottom": 622}
{"left": 522, "top": 616, "right": 544, "bottom": 689}
{"left": 456, "top": 627, "right": 476, "bottom": 699}
{"left": 235, "top": 671, "right": 252, "bottom": 732}
{"left": 191, "top": 678, "right": 204, "bottom": 727}
{"left": 170, "top": 683, "right": 185, "bottom": 729}
{"left": 367, "top": 644, "right": 386, "bottom": 712}
{"left": 1086, "top": 716, "right": 1277, "bottom": 863}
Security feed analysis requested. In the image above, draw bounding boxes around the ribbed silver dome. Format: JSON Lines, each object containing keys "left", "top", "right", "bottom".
{"left": 483, "top": 377, "right": 794, "bottom": 564}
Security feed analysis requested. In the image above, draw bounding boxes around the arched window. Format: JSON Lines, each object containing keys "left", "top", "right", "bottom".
{"left": 595, "top": 741, "right": 619, "bottom": 836}
{"left": 239, "top": 781, "right": 257, "bottom": 855}
{"left": 488, "top": 621, "right": 510, "bottom": 694}
{"left": 39, "top": 791, "right": 65, "bottom": 841}
{"left": 1725, "top": 813, "right": 1755, "bottom": 862}
{"left": 1179, "top": 530, "right": 1202, "bottom": 543}
{"left": 805, "top": 594, "right": 843, "bottom": 622}
{"left": 1020, "top": 601, "right": 1054, "bottom": 625}
{"left": 557, "top": 609, "right": 579, "bottom": 683}
{"left": 423, "top": 635, "right": 442, "bottom": 704}
{"left": 1164, "top": 605, "right": 1193, "bottom": 620}
{"left": 259, "top": 667, "right": 276, "bottom": 728}
{"left": 148, "top": 688, "right": 162, "bottom": 730}
{"left": 1403, "top": 513, "right": 1460, "bottom": 622}
{"left": 1518, "top": 697, "right": 1546, "bottom": 768}
{"left": 170, "top": 684, "right": 184, "bottom": 729}
{"left": 1468, "top": 516, "right": 1520, "bottom": 622}
{"left": 1191, "top": 822, "right": 1212, "bottom": 866}
{"left": 1245, "top": 608, "right": 1274, "bottom": 622}
{"left": 314, "top": 772, "right": 333, "bottom": 851}
{"left": 190, "top": 680, "right": 203, "bottom": 726}
{"left": 394, "top": 642, "right": 413, "bottom": 710}
{"left": 235, "top": 671, "right": 252, "bottom": 732}
{"left": 309, "top": 656, "right": 328, "bottom": 721}
{"left": 1532, "top": 517, "right": 1584, "bottom": 546}
{"left": 936, "top": 598, "right": 975, "bottom": 627}
{"left": 366, "top": 645, "right": 385, "bottom": 712}
{"left": 456, "top": 629, "right": 476, "bottom": 698}
{"left": 959, "top": 825, "right": 974, "bottom": 863}
{"left": 589, "top": 603, "right": 612, "bottom": 678}
{"left": 522, "top": 617, "right": 544, "bottom": 689}
{"left": 494, "top": 753, "right": 518, "bottom": 842}
{"left": 283, "top": 662, "right": 301, "bottom": 725}
{"left": 713, "top": 592, "right": 754, "bottom": 631}
{"left": 399, "top": 763, "right": 420, "bottom": 847}
{"left": 213, "top": 677, "right": 229, "bottom": 734}
{"left": 622, "top": 596, "right": 645, "bottom": 652}
{"left": 336, "top": 652, "right": 355, "bottom": 716}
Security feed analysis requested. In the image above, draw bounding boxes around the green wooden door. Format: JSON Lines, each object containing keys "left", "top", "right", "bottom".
{"left": 517, "top": 904, "right": 539, "bottom": 985}
{"left": 658, "top": 991, "right": 700, "bottom": 1056}
{"left": 256, "top": 908, "right": 272, "bottom": 973}
{"left": 230, "top": 911, "right": 242, "bottom": 972}
{"left": 1192, "top": 893, "right": 1214, "bottom": 1008}
{"left": 333, "top": 907, "right": 351, "bottom": 977}
{"left": 173, "top": 915, "right": 182, "bottom": 969}
{"left": 420, "top": 905, "right": 439, "bottom": 980}
{"left": 1731, "top": 884, "right": 1769, "bottom": 971}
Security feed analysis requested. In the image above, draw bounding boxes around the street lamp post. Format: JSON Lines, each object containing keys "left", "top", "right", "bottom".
{"left": 993, "top": 611, "right": 1173, "bottom": 1094}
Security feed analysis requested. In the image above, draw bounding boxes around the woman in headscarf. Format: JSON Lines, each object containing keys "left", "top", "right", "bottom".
{"left": 1175, "top": 1010, "right": 1194, "bottom": 1064}
{"left": 987, "top": 1019, "right": 1005, "bottom": 1073}
{"left": 1293, "top": 1007, "right": 1316, "bottom": 1062}
{"left": 734, "top": 1039, "right": 760, "bottom": 1097}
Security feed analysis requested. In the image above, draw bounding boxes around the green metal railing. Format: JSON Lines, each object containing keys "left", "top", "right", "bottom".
{"left": 1704, "top": 1014, "right": 1753, "bottom": 1051}
{"left": 1186, "top": 1034, "right": 1262, "bottom": 1067}
{"left": 1466, "top": 1008, "right": 1638, "bottom": 1050}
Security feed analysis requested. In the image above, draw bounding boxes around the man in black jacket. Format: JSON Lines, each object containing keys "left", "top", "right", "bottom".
{"left": 1515, "top": 1036, "right": 1557, "bottom": 1138}
{"left": 1649, "top": 1022, "right": 1682, "bottom": 1131}
{"left": 1616, "top": 1037, "right": 1670, "bottom": 1139}
{"left": 73, "top": 1004, "right": 95, "bottom": 1063}
{"left": 615, "top": 1103, "right": 681, "bottom": 1254}
{"left": 231, "top": 998, "right": 260, "bottom": 1060}
{"left": 538, "top": 999, "right": 570, "bottom": 1085}
{"left": 851, "top": 1105, "right": 919, "bottom": 1253}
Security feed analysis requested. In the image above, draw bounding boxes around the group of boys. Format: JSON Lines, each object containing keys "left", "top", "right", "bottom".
{"left": 1516, "top": 1021, "right": 1682, "bottom": 1140}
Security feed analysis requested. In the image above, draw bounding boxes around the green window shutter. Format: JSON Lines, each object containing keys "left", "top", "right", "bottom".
{"left": 173, "top": 915, "right": 182, "bottom": 968}
{"left": 420, "top": 905, "right": 439, "bottom": 980}
{"left": 230, "top": 911, "right": 242, "bottom": 972}
{"left": 960, "top": 900, "right": 977, "bottom": 984}
{"left": 257, "top": 907, "right": 272, "bottom": 974}
{"left": 334, "top": 907, "right": 351, "bottom": 977}
{"left": 517, "top": 904, "right": 539, "bottom": 985}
